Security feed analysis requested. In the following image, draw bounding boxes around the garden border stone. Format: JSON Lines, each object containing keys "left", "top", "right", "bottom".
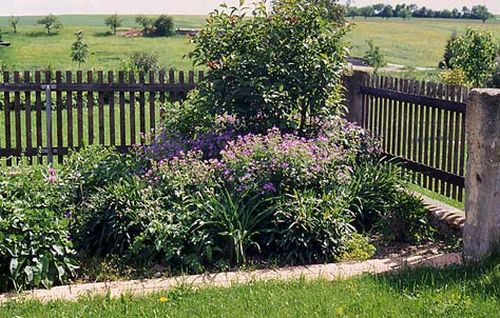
{"left": 0, "top": 253, "right": 461, "bottom": 304}
{"left": 414, "top": 193, "right": 465, "bottom": 236}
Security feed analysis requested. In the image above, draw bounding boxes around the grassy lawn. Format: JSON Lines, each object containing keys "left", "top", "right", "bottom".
{"left": 1, "top": 256, "right": 498, "bottom": 317}
{"left": 346, "top": 17, "right": 500, "bottom": 68}
{"left": 0, "top": 16, "right": 499, "bottom": 71}
{"left": 408, "top": 183, "right": 465, "bottom": 211}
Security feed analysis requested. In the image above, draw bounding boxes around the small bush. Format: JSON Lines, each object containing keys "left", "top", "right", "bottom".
{"left": 191, "top": 188, "right": 276, "bottom": 264}
{"left": 440, "top": 68, "right": 467, "bottom": 86}
{"left": 363, "top": 40, "right": 386, "bottom": 74}
{"left": 270, "top": 190, "right": 355, "bottom": 264}
{"left": 339, "top": 233, "right": 376, "bottom": 262}
{"left": 72, "top": 177, "right": 161, "bottom": 257}
{"left": 189, "top": 0, "right": 349, "bottom": 134}
{"left": 61, "top": 145, "right": 143, "bottom": 204}
{"left": 127, "top": 52, "right": 159, "bottom": 73}
{"left": 153, "top": 15, "right": 175, "bottom": 37}
{"left": 375, "top": 191, "right": 434, "bottom": 244}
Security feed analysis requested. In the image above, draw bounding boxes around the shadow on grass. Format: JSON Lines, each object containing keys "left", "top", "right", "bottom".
{"left": 378, "top": 254, "right": 500, "bottom": 299}
{"left": 94, "top": 31, "right": 113, "bottom": 37}
{"left": 25, "top": 31, "right": 59, "bottom": 37}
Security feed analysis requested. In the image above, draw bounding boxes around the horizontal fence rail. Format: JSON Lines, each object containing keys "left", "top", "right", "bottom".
{"left": 0, "top": 70, "right": 203, "bottom": 165}
{"left": 360, "top": 75, "right": 468, "bottom": 202}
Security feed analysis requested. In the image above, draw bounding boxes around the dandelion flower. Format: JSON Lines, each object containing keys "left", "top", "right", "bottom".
{"left": 159, "top": 296, "right": 169, "bottom": 302}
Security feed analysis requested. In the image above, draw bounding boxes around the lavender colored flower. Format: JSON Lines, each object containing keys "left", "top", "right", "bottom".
{"left": 64, "top": 211, "right": 72, "bottom": 218}
{"left": 263, "top": 182, "right": 276, "bottom": 193}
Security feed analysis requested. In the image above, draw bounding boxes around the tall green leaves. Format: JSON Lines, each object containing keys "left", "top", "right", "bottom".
{"left": 192, "top": 189, "right": 275, "bottom": 264}
{"left": 70, "top": 30, "right": 89, "bottom": 69}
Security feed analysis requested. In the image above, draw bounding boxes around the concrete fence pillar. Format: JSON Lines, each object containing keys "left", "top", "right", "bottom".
{"left": 464, "top": 89, "right": 500, "bottom": 261}
{"left": 343, "top": 70, "right": 369, "bottom": 125}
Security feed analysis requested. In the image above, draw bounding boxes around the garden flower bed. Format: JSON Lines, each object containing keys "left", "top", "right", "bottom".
{"left": 0, "top": 119, "right": 442, "bottom": 293}
{"left": 0, "top": 0, "right": 456, "bottom": 293}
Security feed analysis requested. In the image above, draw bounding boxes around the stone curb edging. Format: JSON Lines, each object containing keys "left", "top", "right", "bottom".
{"left": 0, "top": 253, "right": 462, "bottom": 304}
{"left": 413, "top": 193, "right": 466, "bottom": 234}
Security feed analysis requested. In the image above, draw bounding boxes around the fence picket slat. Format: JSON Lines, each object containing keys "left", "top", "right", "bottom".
{"left": 139, "top": 71, "right": 146, "bottom": 143}
{"left": 76, "top": 71, "right": 84, "bottom": 148}
{"left": 35, "top": 71, "right": 43, "bottom": 164}
{"left": 66, "top": 71, "right": 74, "bottom": 151}
{"left": 55, "top": 71, "right": 64, "bottom": 164}
{"left": 109, "top": 71, "right": 116, "bottom": 146}
{"left": 119, "top": 71, "right": 126, "bottom": 148}
{"left": 149, "top": 72, "right": 156, "bottom": 135}
{"left": 98, "top": 71, "right": 105, "bottom": 145}
{"left": 24, "top": 71, "right": 33, "bottom": 164}
{"left": 129, "top": 71, "right": 136, "bottom": 145}
{"left": 13, "top": 72, "right": 22, "bottom": 163}
{"left": 87, "top": 71, "right": 94, "bottom": 145}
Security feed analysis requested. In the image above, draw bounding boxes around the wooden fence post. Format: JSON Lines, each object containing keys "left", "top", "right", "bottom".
{"left": 464, "top": 89, "right": 500, "bottom": 260}
{"left": 343, "top": 70, "right": 369, "bottom": 125}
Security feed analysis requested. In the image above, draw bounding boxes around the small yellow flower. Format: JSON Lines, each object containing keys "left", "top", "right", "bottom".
{"left": 159, "top": 296, "right": 169, "bottom": 302}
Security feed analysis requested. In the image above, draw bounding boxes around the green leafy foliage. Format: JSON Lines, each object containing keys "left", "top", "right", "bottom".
{"left": 192, "top": 188, "right": 276, "bottom": 264}
{"left": 0, "top": 164, "right": 77, "bottom": 292}
{"left": 363, "top": 40, "right": 386, "bottom": 74}
{"left": 153, "top": 15, "right": 175, "bottom": 37}
{"left": 188, "top": 0, "right": 349, "bottom": 134}
{"left": 105, "top": 14, "right": 122, "bottom": 35}
{"left": 127, "top": 52, "right": 160, "bottom": 73}
{"left": 37, "top": 14, "right": 62, "bottom": 35}
{"left": 450, "top": 27, "right": 498, "bottom": 87}
{"left": 270, "top": 190, "right": 355, "bottom": 264}
{"left": 72, "top": 177, "right": 161, "bottom": 257}
{"left": 338, "top": 233, "right": 376, "bottom": 261}
{"left": 70, "top": 30, "right": 89, "bottom": 69}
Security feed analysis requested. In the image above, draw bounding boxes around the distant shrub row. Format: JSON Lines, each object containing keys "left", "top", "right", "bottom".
{"left": 347, "top": 3, "right": 494, "bottom": 23}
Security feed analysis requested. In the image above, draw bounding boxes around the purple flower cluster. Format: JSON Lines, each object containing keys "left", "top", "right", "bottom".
{"left": 46, "top": 167, "right": 57, "bottom": 184}
{"left": 143, "top": 125, "right": 367, "bottom": 197}
{"left": 140, "top": 129, "right": 235, "bottom": 162}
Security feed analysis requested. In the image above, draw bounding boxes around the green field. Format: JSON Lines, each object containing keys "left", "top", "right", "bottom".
{"left": 346, "top": 17, "right": 500, "bottom": 68}
{"left": 0, "top": 15, "right": 499, "bottom": 71}
{"left": 1, "top": 256, "right": 499, "bottom": 317}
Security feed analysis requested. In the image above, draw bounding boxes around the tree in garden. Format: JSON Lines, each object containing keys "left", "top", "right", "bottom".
{"left": 136, "top": 16, "right": 154, "bottom": 33}
{"left": 153, "top": 15, "right": 175, "bottom": 36}
{"left": 70, "top": 30, "right": 89, "bottom": 69}
{"left": 9, "top": 15, "right": 19, "bottom": 33}
{"left": 363, "top": 40, "right": 386, "bottom": 74}
{"left": 360, "top": 6, "right": 375, "bottom": 20}
{"left": 37, "top": 14, "right": 62, "bottom": 35}
{"left": 189, "top": 0, "right": 349, "bottom": 135}
{"left": 381, "top": 5, "right": 393, "bottom": 19}
{"left": 471, "top": 5, "right": 493, "bottom": 23}
{"left": 450, "top": 28, "right": 498, "bottom": 87}
{"left": 105, "top": 13, "right": 122, "bottom": 35}
{"left": 398, "top": 8, "right": 411, "bottom": 20}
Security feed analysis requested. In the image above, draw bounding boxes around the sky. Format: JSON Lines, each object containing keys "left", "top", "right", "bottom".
{"left": 0, "top": 0, "right": 498, "bottom": 16}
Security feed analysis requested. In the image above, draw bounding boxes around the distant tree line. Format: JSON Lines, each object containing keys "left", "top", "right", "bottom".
{"left": 347, "top": 3, "right": 495, "bottom": 23}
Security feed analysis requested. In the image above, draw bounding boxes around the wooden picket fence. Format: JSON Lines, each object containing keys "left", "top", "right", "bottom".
{"left": 0, "top": 70, "right": 202, "bottom": 165}
{"left": 359, "top": 75, "right": 468, "bottom": 202}
{"left": 0, "top": 70, "right": 468, "bottom": 202}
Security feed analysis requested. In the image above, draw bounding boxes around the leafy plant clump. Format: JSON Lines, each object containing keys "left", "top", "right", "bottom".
{"left": 188, "top": 0, "right": 349, "bottom": 135}
{"left": 450, "top": 27, "right": 498, "bottom": 87}
{"left": 363, "top": 40, "right": 386, "bottom": 74}
{"left": 0, "top": 164, "right": 77, "bottom": 292}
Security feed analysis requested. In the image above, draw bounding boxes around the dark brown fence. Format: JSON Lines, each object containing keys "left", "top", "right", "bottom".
{"left": 359, "top": 75, "right": 468, "bottom": 202}
{"left": 0, "top": 70, "right": 202, "bottom": 165}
